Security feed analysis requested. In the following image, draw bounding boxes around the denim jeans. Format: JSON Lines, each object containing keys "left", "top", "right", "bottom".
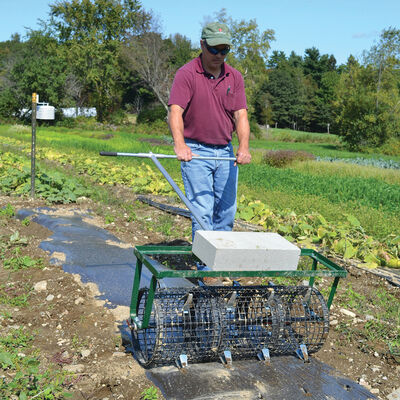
{"left": 181, "top": 139, "right": 238, "bottom": 244}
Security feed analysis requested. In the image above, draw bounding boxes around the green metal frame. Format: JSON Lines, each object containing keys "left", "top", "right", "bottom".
{"left": 130, "top": 246, "right": 347, "bottom": 329}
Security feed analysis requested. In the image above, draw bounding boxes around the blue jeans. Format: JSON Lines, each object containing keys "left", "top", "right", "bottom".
{"left": 181, "top": 139, "right": 238, "bottom": 243}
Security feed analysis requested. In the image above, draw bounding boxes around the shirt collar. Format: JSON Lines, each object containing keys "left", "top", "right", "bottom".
{"left": 195, "top": 55, "right": 227, "bottom": 79}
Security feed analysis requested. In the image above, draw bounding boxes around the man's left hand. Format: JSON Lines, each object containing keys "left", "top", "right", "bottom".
{"left": 235, "top": 148, "right": 252, "bottom": 165}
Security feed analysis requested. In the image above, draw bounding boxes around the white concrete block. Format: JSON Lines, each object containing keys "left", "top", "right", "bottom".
{"left": 192, "top": 231, "right": 300, "bottom": 271}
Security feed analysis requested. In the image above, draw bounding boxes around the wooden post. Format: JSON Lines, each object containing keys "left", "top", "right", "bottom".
{"left": 31, "top": 93, "right": 37, "bottom": 198}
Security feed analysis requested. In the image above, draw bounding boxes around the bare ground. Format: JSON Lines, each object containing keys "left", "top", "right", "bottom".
{"left": 0, "top": 193, "right": 399, "bottom": 399}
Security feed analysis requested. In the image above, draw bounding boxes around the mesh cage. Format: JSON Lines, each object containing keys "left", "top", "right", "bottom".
{"left": 274, "top": 286, "right": 330, "bottom": 353}
{"left": 132, "top": 285, "right": 329, "bottom": 367}
{"left": 132, "top": 288, "right": 224, "bottom": 367}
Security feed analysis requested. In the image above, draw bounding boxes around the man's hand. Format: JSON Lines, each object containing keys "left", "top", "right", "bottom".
{"left": 174, "top": 143, "right": 193, "bottom": 161}
{"left": 233, "top": 108, "right": 251, "bottom": 165}
{"left": 235, "top": 147, "right": 252, "bottom": 165}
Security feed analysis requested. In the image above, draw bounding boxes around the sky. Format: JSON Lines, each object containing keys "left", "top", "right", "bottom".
{"left": 1, "top": 0, "right": 399, "bottom": 65}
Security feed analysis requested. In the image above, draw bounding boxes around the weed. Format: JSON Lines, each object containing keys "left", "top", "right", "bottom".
{"left": 21, "top": 217, "right": 31, "bottom": 226}
{"left": 70, "top": 334, "right": 89, "bottom": 350}
{"left": 0, "top": 283, "right": 31, "bottom": 307}
{"left": 0, "top": 311, "right": 12, "bottom": 320}
{"left": 0, "top": 328, "right": 71, "bottom": 398}
{"left": 3, "top": 254, "right": 43, "bottom": 271}
{"left": 157, "top": 214, "right": 174, "bottom": 236}
{"left": 339, "top": 283, "right": 367, "bottom": 312}
{"left": 364, "top": 320, "right": 392, "bottom": 343}
{"left": 0, "top": 203, "right": 15, "bottom": 217}
{"left": 105, "top": 213, "right": 115, "bottom": 224}
{"left": 263, "top": 149, "right": 315, "bottom": 168}
{"left": 335, "top": 322, "right": 357, "bottom": 344}
{"left": 141, "top": 385, "right": 159, "bottom": 400}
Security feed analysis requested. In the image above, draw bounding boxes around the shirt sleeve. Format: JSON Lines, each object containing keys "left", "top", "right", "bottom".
{"left": 168, "top": 68, "right": 193, "bottom": 110}
{"left": 232, "top": 73, "right": 247, "bottom": 111}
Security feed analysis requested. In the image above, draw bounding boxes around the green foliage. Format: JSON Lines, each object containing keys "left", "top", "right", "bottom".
{"left": 265, "top": 48, "right": 339, "bottom": 133}
{"left": 0, "top": 203, "right": 15, "bottom": 217}
{"left": 239, "top": 163, "right": 400, "bottom": 214}
{"left": 249, "top": 118, "right": 262, "bottom": 139}
{"left": 0, "top": 282, "right": 31, "bottom": 307}
{"left": 335, "top": 29, "right": 400, "bottom": 149}
{"left": 141, "top": 386, "right": 159, "bottom": 400}
{"left": 0, "top": 151, "right": 93, "bottom": 203}
{"left": 49, "top": 0, "right": 150, "bottom": 121}
{"left": 268, "top": 128, "right": 340, "bottom": 144}
{"left": 263, "top": 150, "right": 315, "bottom": 168}
{"left": 335, "top": 64, "right": 400, "bottom": 149}
{"left": 134, "top": 119, "right": 169, "bottom": 135}
{"left": 236, "top": 195, "right": 399, "bottom": 268}
{"left": 0, "top": 125, "right": 398, "bottom": 266}
{"left": 168, "top": 33, "right": 195, "bottom": 68}
{"left": 0, "top": 328, "right": 70, "bottom": 398}
{"left": 0, "top": 29, "right": 67, "bottom": 119}
{"left": 316, "top": 156, "right": 400, "bottom": 170}
{"left": 4, "top": 254, "right": 43, "bottom": 271}
{"left": 370, "top": 137, "right": 400, "bottom": 157}
{"left": 137, "top": 105, "right": 167, "bottom": 124}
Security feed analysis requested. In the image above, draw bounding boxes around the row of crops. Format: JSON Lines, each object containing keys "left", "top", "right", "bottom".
{"left": 0, "top": 125, "right": 399, "bottom": 269}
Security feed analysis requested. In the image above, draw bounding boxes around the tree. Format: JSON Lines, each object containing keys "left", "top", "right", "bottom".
{"left": 168, "top": 33, "right": 194, "bottom": 69}
{"left": 0, "top": 29, "right": 67, "bottom": 119}
{"left": 363, "top": 27, "right": 400, "bottom": 110}
{"left": 121, "top": 15, "right": 176, "bottom": 111}
{"left": 334, "top": 59, "right": 400, "bottom": 149}
{"left": 49, "top": 0, "right": 150, "bottom": 121}
{"left": 265, "top": 61, "right": 306, "bottom": 128}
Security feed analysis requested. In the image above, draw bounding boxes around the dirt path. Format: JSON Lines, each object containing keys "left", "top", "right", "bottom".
{"left": 1, "top": 194, "right": 399, "bottom": 399}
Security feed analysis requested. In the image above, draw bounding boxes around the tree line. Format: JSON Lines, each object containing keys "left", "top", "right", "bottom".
{"left": 0, "top": 0, "right": 399, "bottom": 151}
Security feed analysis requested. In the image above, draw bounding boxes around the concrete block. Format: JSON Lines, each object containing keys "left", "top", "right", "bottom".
{"left": 192, "top": 231, "right": 300, "bottom": 271}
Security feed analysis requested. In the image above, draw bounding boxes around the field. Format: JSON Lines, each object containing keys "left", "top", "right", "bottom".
{"left": 1, "top": 124, "right": 399, "bottom": 267}
{"left": 0, "top": 123, "right": 399, "bottom": 399}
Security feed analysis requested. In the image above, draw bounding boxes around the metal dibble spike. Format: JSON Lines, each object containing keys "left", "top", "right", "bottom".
{"left": 267, "top": 288, "right": 275, "bottom": 302}
{"left": 226, "top": 291, "right": 237, "bottom": 310}
{"left": 176, "top": 354, "right": 188, "bottom": 369}
{"left": 296, "top": 344, "right": 310, "bottom": 363}
{"left": 182, "top": 293, "right": 193, "bottom": 315}
{"left": 257, "top": 348, "right": 271, "bottom": 365}
{"left": 220, "top": 350, "right": 233, "bottom": 366}
{"left": 302, "top": 287, "right": 312, "bottom": 304}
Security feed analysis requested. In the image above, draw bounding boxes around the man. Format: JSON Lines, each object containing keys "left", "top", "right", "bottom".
{"left": 168, "top": 21, "right": 251, "bottom": 249}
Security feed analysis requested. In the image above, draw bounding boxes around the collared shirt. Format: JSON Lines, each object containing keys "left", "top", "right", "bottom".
{"left": 168, "top": 56, "right": 247, "bottom": 145}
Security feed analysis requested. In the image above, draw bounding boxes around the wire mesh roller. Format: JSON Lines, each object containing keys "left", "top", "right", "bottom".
{"left": 132, "top": 285, "right": 329, "bottom": 367}
{"left": 132, "top": 288, "right": 225, "bottom": 366}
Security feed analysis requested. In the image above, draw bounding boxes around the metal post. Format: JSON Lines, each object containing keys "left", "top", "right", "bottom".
{"left": 149, "top": 153, "right": 208, "bottom": 230}
{"left": 30, "top": 93, "right": 37, "bottom": 198}
{"left": 308, "top": 258, "right": 318, "bottom": 287}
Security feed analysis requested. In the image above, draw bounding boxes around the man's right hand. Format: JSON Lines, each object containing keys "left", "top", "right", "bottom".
{"left": 174, "top": 143, "right": 193, "bottom": 161}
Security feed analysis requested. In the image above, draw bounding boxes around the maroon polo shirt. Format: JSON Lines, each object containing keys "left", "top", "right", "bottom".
{"left": 168, "top": 56, "right": 247, "bottom": 145}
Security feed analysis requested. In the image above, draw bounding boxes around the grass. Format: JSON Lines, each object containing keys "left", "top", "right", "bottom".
{"left": 291, "top": 160, "right": 400, "bottom": 186}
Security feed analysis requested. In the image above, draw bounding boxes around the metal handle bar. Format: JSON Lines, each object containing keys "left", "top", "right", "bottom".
{"left": 100, "top": 151, "right": 236, "bottom": 161}
{"left": 100, "top": 151, "right": 236, "bottom": 230}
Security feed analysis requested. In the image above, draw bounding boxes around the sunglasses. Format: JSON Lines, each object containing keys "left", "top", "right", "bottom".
{"left": 205, "top": 41, "right": 230, "bottom": 56}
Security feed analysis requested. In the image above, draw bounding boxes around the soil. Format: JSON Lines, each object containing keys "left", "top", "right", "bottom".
{"left": 0, "top": 193, "right": 399, "bottom": 400}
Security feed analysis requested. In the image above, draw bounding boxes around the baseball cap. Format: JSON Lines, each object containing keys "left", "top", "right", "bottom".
{"left": 201, "top": 22, "right": 232, "bottom": 46}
